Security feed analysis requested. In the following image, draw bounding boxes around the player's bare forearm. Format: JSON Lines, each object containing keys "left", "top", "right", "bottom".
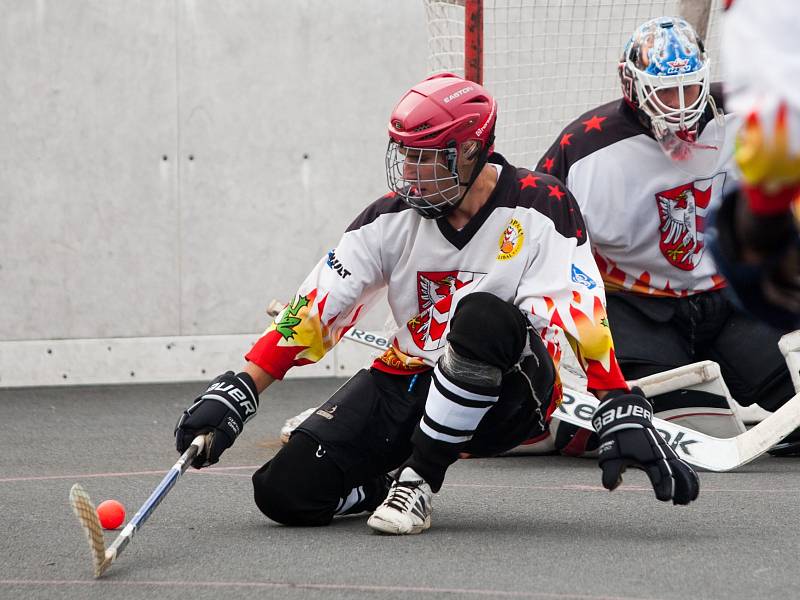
{"left": 244, "top": 361, "right": 276, "bottom": 394}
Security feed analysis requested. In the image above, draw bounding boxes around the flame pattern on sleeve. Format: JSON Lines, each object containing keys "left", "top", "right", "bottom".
{"left": 245, "top": 288, "right": 366, "bottom": 380}
{"left": 530, "top": 291, "right": 627, "bottom": 393}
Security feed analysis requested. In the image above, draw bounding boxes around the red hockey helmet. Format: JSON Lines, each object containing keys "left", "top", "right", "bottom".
{"left": 389, "top": 73, "right": 497, "bottom": 149}
{"left": 386, "top": 73, "right": 497, "bottom": 218}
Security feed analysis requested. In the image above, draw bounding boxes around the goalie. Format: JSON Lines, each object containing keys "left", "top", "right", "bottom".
{"left": 174, "top": 73, "right": 698, "bottom": 536}
{"left": 536, "top": 16, "right": 796, "bottom": 455}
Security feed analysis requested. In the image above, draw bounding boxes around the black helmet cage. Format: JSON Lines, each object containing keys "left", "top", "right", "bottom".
{"left": 385, "top": 141, "right": 462, "bottom": 219}
{"left": 385, "top": 125, "right": 495, "bottom": 220}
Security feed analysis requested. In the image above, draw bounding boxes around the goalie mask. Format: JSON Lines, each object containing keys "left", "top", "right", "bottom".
{"left": 386, "top": 73, "right": 497, "bottom": 218}
{"left": 620, "top": 17, "right": 725, "bottom": 174}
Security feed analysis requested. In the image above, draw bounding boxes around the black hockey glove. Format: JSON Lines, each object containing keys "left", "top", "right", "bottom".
{"left": 594, "top": 389, "right": 699, "bottom": 505}
{"left": 175, "top": 371, "right": 259, "bottom": 468}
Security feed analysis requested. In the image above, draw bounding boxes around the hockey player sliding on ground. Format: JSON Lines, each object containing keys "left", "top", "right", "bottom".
{"left": 536, "top": 16, "right": 796, "bottom": 456}
{"left": 708, "top": 0, "right": 800, "bottom": 333}
{"left": 174, "top": 73, "right": 698, "bottom": 535}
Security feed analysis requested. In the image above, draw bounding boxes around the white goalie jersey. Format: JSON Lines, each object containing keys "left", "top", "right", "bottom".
{"left": 537, "top": 86, "right": 741, "bottom": 297}
{"left": 246, "top": 153, "right": 628, "bottom": 399}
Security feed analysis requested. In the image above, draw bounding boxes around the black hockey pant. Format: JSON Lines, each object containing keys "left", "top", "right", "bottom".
{"left": 607, "top": 290, "right": 794, "bottom": 412}
{"left": 252, "top": 292, "right": 554, "bottom": 525}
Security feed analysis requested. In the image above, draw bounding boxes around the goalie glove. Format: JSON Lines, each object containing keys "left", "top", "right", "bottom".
{"left": 594, "top": 388, "right": 699, "bottom": 505}
{"left": 175, "top": 371, "right": 259, "bottom": 468}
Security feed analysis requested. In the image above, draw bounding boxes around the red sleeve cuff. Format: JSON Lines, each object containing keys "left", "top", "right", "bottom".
{"left": 244, "top": 331, "right": 305, "bottom": 381}
{"left": 244, "top": 349, "right": 286, "bottom": 381}
{"left": 743, "top": 183, "right": 800, "bottom": 216}
{"left": 584, "top": 362, "right": 629, "bottom": 392}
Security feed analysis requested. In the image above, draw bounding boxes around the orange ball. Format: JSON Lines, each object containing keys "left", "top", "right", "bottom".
{"left": 96, "top": 499, "right": 126, "bottom": 530}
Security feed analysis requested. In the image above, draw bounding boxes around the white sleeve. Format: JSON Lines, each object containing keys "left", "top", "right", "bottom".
{"left": 245, "top": 218, "right": 386, "bottom": 380}
{"left": 517, "top": 219, "right": 628, "bottom": 392}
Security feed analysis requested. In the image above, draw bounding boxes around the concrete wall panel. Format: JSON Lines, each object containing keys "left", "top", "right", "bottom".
{"left": 176, "top": 1, "right": 427, "bottom": 335}
{"left": 0, "top": 1, "right": 180, "bottom": 340}
{"left": 1, "top": 1, "right": 427, "bottom": 385}
{"left": 1, "top": 1, "right": 427, "bottom": 348}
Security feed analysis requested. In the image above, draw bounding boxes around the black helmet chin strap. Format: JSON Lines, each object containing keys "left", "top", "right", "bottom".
{"left": 433, "top": 127, "right": 496, "bottom": 220}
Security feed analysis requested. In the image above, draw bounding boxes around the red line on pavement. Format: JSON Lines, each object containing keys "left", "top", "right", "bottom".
{"left": 0, "top": 578, "right": 665, "bottom": 600}
{"left": 1, "top": 468, "right": 796, "bottom": 494}
{"left": 0, "top": 465, "right": 258, "bottom": 483}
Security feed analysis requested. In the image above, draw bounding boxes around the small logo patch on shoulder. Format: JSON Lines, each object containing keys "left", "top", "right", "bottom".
{"left": 497, "top": 218, "right": 524, "bottom": 260}
{"left": 571, "top": 264, "right": 597, "bottom": 289}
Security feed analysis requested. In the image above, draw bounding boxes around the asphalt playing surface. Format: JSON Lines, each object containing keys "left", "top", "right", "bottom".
{"left": 2, "top": 378, "right": 799, "bottom": 600}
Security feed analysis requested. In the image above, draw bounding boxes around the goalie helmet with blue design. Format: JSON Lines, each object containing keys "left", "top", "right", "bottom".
{"left": 619, "top": 16, "right": 714, "bottom": 139}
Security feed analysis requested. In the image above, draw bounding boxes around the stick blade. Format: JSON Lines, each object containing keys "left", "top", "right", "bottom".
{"left": 69, "top": 483, "right": 112, "bottom": 578}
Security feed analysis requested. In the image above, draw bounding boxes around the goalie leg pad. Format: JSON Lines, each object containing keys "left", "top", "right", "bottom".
{"left": 650, "top": 389, "right": 744, "bottom": 439}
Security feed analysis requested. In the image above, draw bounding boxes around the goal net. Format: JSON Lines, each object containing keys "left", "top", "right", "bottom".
{"left": 424, "top": 0, "right": 722, "bottom": 390}
{"left": 424, "top": 0, "right": 723, "bottom": 170}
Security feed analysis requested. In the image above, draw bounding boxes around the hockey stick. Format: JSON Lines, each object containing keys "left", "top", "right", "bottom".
{"left": 555, "top": 388, "right": 800, "bottom": 471}
{"left": 266, "top": 303, "right": 800, "bottom": 470}
{"left": 69, "top": 434, "right": 206, "bottom": 578}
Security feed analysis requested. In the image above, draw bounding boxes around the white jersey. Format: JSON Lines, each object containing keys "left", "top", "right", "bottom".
{"left": 724, "top": 0, "right": 800, "bottom": 152}
{"left": 246, "top": 154, "right": 628, "bottom": 395}
{"left": 723, "top": 0, "right": 800, "bottom": 199}
{"left": 537, "top": 87, "right": 741, "bottom": 297}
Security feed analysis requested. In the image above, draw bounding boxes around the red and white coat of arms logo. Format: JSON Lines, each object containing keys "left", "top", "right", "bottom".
{"left": 407, "top": 270, "right": 485, "bottom": 351}
{"left": 655, "top": 178, "right": 720, "bottom": 271}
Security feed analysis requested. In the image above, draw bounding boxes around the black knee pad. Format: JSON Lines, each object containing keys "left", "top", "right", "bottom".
{"left": 252, "top": 433, "right": 343, "bottom": 526}
{"left": 447, "top": 292, "right": 528, "bottom": 369}
{"left": 526, "top": 334, "right": 555, "bottom": 403}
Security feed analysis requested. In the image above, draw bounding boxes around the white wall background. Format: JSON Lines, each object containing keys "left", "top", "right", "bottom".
{"left": 0, "top": 1, "right": 427, "bottom": 384}
{"left": 0, "top": 1, "right": 726, "bottom": 386}
{"left": 0, "top": 0, "right": 427, "bottom": 341}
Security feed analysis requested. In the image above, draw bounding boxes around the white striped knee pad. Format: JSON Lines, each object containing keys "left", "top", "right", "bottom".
{"left": 420, "top": 364, "right": 500, "bottom": 444}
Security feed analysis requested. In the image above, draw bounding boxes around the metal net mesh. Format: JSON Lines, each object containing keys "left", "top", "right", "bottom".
{"left": 424, "top": 0, "right": 723, "bottom": 168}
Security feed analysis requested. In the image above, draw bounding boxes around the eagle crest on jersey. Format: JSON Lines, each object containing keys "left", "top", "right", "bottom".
{"left": 655, "top": 180, "right": 715, "bottom": 270}
{"left": 407, "top": 271, "right": 486, "bottom": 351}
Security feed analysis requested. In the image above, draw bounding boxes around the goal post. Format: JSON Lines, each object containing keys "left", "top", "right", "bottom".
{"left": 465, "top": 0, "right": 483, "bottom": 84}
{"left": 424, "top": 0, "right": 725, "bottom": 403}
{"left": 424, "top": 0, "right": 720, "bottom": 168}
